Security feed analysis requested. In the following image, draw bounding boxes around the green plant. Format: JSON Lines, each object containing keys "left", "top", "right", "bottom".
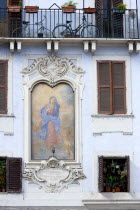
{"left": 17, "top": 1, "right": 22, "bottom": 6}
{"left": 62, "top": 1, "right": 78, "bottom": 7}
{"left": 116, "top": 3, "right": 127, "bottom": 11}
{"left": 0, "top": 160, "right": 6, "bottom": 190}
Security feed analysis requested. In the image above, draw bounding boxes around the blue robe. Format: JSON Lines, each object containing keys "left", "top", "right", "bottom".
{"left": 38, "top": 102, "right": 60, "bottom": 141}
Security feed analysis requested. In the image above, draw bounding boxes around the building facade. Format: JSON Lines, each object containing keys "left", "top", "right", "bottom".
{"left": 0, "top": 0, "right": 140, "bottom": 209}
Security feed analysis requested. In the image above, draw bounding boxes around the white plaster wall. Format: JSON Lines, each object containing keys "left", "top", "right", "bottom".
{"left": 0, "top": 42, "right": 140, "bottom": 207}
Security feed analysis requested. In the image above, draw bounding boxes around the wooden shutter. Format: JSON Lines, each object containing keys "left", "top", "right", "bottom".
{"left": 0, "top": 61, "right": 8, "bottom": 114}
{"left": 112, "top": 0, "right": 123, "bottom": 38}
{"left": 112, "top": 61, "right": 126, "bottom": 114}
{"left": 95, "top": 0, "right": 103, "bottom": 37}
{"left": 98, "top": 61, "right": 112, "bottom": 114}
{"left": 126, "top": 156, "right": 130, "bottom": 192}
{"left": 7, "top": 158, "right": 22, "bottom": 193}
{"left": 98, "top": 156, "right": 104, "bottom": 192}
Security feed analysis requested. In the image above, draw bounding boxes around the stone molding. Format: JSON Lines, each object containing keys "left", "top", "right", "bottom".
{"left": 23, "top": 157, "right": 86, "bottom": 193}
{"left": 22, "top": 54, "right": 84, "bottom": 87}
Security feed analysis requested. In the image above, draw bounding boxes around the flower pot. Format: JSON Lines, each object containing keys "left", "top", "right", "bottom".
{"left": 106, "top": 187, "right": 111, "bottom": 192}
{"left": 8, "top": 6, "right": 21, "bottom": 13}
{"left": 25, "top": 6, "right": 39, "bottom": 13}
{"left": 112, "top": 188, "right": 116, "bottom": 193}
{"left": 115, "top": 187, "right": 120, "bottom": 192}
{"left": 113, "top": 8, "right": 125, "bottom": 14}
{"left": 83, "top": 8, "right": 96, "bottom": 14}
{"left": 62, "top": 6, "right": 76, "bottom": 13}
{"left": 64, "top": 34, "right": 80, "bottom": 38}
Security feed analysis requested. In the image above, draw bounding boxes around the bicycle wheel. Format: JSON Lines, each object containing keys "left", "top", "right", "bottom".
{"left": 11, "top": 27, "right": 29, "bottom": 38}
{"left": 52, "top": 25, "right": 71, "bottom": 38}
{"left": 81, "top": 25, "right": 100, "bottom": 38}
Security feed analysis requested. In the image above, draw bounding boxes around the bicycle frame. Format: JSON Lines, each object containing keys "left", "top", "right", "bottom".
{"left": 66, "top": 17, "right": 92, "bottom": 35}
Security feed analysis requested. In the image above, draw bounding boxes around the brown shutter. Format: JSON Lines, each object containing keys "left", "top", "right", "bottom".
{"left": 126, "top": 156, "right": 130, "bottom": 192}
{"left": 112, "top": 61, "right": 126, "bottom": 114}
{"left": 98, "top": 156, "right": 104, "bottom": 192}
{"left": 0, "top": 61, "right": 8, "bottom": 114}
{"left": 7, "top": 158, "right": 22, "bottom": 193}
{"left": 95, "top": 0, "right": 103, "bottom": 37}
{"left": 98, "top": 61, "right": 112, "bottom": 114}
{"left": 112, "top": 0, "right": 123, "bottom": 38}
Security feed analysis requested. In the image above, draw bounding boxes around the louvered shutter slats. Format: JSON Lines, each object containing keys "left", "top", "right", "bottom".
{"left": 112, "top": 62, "right": 126, "bottom": 114}
{"left": 98, "top": 61, "right": 126, "bottom": 114}
{"left": 0, "top": 88, "right": 6, "bottom": 111}
{"left": 113, "top": 0, "right": 123, "bottom": 7}
{"left": 113, "top": 0, "right": 123, "bottom": 38}
{"left": 0, "top": 61, "right": 7, "bottom": 114}
{"left": 98, "top": 62, "right": 112, "bottom": 114}
{"left": 100, "top": 88, "right": 111, "bottom": 112}
{"left": 95, "top": 0, "right": 103, "bottom": 37}
{"left": 98, "top": 156, "right": 104, "bottom": 192}
{"left": 7, "top": 158, "right": 22, "bottom": 193}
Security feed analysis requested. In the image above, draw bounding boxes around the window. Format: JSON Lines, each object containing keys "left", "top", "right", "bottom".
{"left": 98, "top": 156, "right": 130, "bottom": 193}
{"left": 98, "top": 61, "right": 126, "bottom": 114}
{"left": 0, "top": 61, "right": 8, "bottom": 114}
{"left": 96, "top": 0, "right": 123, "bottom": 38}
{"left": 0, "top": 157, "right": 22, "bottom": 193}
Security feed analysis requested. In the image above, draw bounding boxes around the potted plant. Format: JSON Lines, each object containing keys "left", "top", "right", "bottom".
{"left": 62, "top": 1, "right": 78, "bottom": 13}
{"left": 105, "top": 176, "right": 112, "bottom": 192}
{"left": 8, "top": 0, "right": 22, "bottom": 13}
{"left": 25, "top": 5, "right": 39, "bottom": 13}
{"left": 113, "top": 3, "right": 127, "bottom": 14}
{"left": 83, "top": 7, "right": 96, "bottom": 14}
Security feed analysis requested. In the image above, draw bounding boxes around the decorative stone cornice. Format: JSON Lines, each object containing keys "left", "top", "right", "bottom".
{"left": 22, "top": 55, "right": 84, "bottom": 85}
{"left": 23, "top": 157, "right": 86, "bottom": 193}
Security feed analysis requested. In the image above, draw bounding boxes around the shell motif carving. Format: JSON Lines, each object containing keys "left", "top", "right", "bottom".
{"left": 22, "top": 55, "right": 84, "bottom": 84}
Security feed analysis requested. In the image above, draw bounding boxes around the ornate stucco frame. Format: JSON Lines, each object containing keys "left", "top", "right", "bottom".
{"left": 22, "top": 54, "right": 84, "bottom": 168}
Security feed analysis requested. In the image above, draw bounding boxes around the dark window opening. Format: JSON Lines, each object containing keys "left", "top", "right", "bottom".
{"left": 99, "top": 156, "right": 130, "bottom": 193}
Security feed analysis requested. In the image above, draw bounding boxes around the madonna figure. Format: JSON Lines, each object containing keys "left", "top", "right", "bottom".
{"left": 39, "top": 96, "right": 60, "bottom": 149}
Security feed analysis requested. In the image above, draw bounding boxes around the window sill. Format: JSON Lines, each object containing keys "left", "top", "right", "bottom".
{"left": 0, "top": 114, "right": 15, "bottom": 117}
{"left": 92, "top": 114, "right": 134, "bottom": 118}
{"left": 91, "top": 114, "right": 134, "bottom": 135}
{"left": 0, "top": 114, "right": 14, "bottom": 135}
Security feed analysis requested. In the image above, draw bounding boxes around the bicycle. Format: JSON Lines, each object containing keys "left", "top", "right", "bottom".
{"left": 52, "top": 15, "right": 100, "bottom": 38}
{"left": 12, "top": 15, "right": 52, "bottom": 38}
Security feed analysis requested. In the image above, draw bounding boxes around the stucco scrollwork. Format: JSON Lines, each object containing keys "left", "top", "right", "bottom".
{"left": 23, "top": 157, "right": 86, "bottom": 193}
{"left": 22, "top": 55, "right": 84, "bottom": 84}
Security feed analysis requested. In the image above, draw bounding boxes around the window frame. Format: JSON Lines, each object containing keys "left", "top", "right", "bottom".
{"left": 98, "top": 156, "right": 130, "bottom": 193}
{"left": 22, "top": 54, "right": 84, "bottom": 167}
{"left": 97, "top": 60, "right": 126, "bottom": 115}
{"left": 92, "top": 55, "right": 133, "bottom": 135}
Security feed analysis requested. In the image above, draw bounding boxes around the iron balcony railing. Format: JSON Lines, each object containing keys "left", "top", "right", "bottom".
{"left": 0, "top": 8, "right": 139, "bottom": 39}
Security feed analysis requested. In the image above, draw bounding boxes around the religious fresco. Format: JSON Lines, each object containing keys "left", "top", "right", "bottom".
{"left": 31, "top": 82, "right": 75, "bottom": 160}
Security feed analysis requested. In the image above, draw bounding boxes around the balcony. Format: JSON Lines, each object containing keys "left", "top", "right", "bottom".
{"left": 0, "top": 8, "right": 139, "bottom": 39}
